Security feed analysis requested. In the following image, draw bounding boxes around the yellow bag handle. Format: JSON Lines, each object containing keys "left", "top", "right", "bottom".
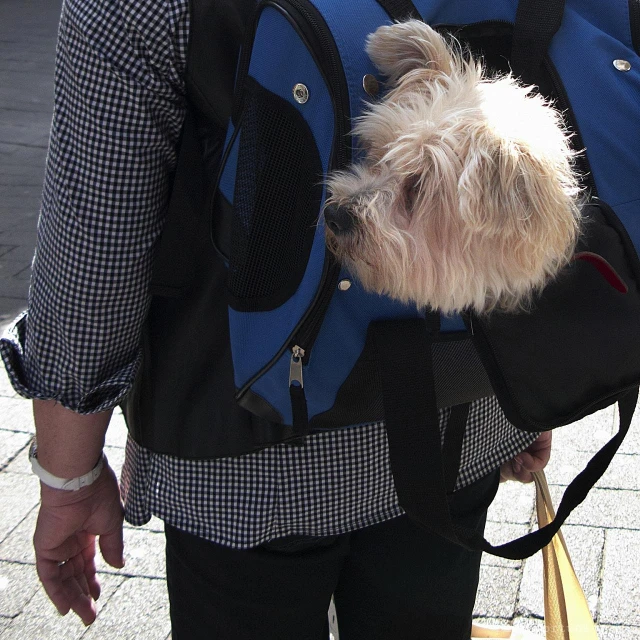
{"left": 471, "top": 470, "right": 598, "bottom": 640}
{"left": 532, "top": 470, "right": 598, "bottom": 640}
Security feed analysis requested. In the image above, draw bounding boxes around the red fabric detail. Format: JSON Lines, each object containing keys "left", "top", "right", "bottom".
{"left": 573, "top": 251, "right": 628, "bottom": 293}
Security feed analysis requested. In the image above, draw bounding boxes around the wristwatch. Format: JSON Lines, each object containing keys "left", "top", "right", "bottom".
{"left": 28, "top": 438, "right": 105, "bottom": 491}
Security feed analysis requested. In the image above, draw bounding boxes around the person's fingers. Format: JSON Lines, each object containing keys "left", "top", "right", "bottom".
{"left": 36, "top": 557, "right": 72, "bottom": 615}
{"left": 37, "top": 556, "right": 96, "bottom": 624}
{"left": 64, "top": 576, "right": 97, "bottom": 626}
{"left": 35, "top": 536, "right": 82, "bottom": 566}
{"left": 98, "top": 527, "right": 125, "bottom": 569}
{"left": 81, "top": 540, "right": 101, "bottom": 601}
{"left": 500, "top": 457, "right": 535, "bottom": 483}
{"left": 500, "top": 432, "right": 553, "bottom": 483}
{"left": 517, "top": 451, "right": 546, "bottom": 473}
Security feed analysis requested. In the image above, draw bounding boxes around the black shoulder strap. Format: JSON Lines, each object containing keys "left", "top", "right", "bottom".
{"left": 376, "top": 0, "right": 566, "bottom": 84}
{"left": 511, "top": 0, "right": 566, "bottom": 84}
{"left": 375, "top": 0, "right": 422, "bottom": 21}
{"left": 372, "top": 317, "right": 638, "bottom": 560}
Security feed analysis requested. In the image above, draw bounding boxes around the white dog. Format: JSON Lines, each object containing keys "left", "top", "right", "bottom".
{"left": 324, "top": 20, "right": 582, "bottom": 315}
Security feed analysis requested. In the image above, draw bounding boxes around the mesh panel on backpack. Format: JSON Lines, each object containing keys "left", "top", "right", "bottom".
{"left": 228, "top": 77, "right": 323, "bottom": 311}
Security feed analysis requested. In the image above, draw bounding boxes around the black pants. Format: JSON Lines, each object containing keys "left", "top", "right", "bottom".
{"left": 165, "top": 469, "right": 499, "bottom": 640}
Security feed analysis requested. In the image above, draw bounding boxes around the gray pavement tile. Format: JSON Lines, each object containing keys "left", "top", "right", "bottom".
{"left": 0, "top": 188, "right": 41, "bottom": 208}
{"left": 104, "top": 445, "right": 126, "bottom": 479}
{"left": 547, "top": 485, "right": 640, "bottom": 530}
{"left": 487, "top": 480, "right": 536, "bottom": 525}
{"left": 0, "top": 168, "right": 46, "bottom": 187}
{"left": 2, "top": 445, "right": 30, "bottom": 475}
{"left": 0, "top": 611, "right": 86, "bottom": 640}
{"left": 0, "top": 397, "right": 35, "bottom": 433}
{"left": 0, "top": 156, "right": 45, "bottom": 173}
{"left": 0, "top": 245, "right": 18, "bottom": 258}
{"left": 517, "top": 525, "right": 603, "bottom": 619}
{"left": 472, "top": 617, "right": 546, "bottom": 639}
{"left": 0, "top": 95, "right": 52, "bottom": 116}
{"left": 598, "top": 625, "right": 640, "bottom": 639}
{"left": 0, "top": 258, "right": 35, "bottom": 279}
{"left": 0, "top": 473, "right": 40, "bottom": 544}
{"left": 0, "top": 366, "right": 20, "bottom": 399}
{"left": 0, "top": 616, "right": 13, "bottom": 632}
{"left": 0, "top": 230, "right": 39, "bottom": 245}
{"left": 124, "top": 516, "right": 166, "bottom": 535}
{"left": 0, "top": 560, "right": 40, "bottom": 617}
{"left": 0, "top": 506, "right": 37, "bottom": 564}
{"left": 619, "top": 406, "right": 640, "bottom": 455}
{"left": 551, "top": 406, "right": 617, "bottom": 453}
{"left": 1, "top": 220, "right": 40, "bottom": 236}
{"left": 545, "top": 450, "right": 640, "bottom": 491}
{"left": 0, "top": 279, "right": 31, "bottom": 300}
{"left": 511, "top": 616, "right": 546, "bottom": 637}
{"left": 13, "top": 265, "right": 32, "bottom": 281}
{"left": 1, "top": 144, "right": 48, "bottom": 167}
{"left": 0, "top": 143, "right": 20, "bottom": 155}
{"left": 95, "top": 528, "right": 166, "bottom": 580}
{"left": 0, "top": 193, "right": 44, "bottom": 207}
{"left": 0, "top": 300, "right": 28, "bottom": 326}
{"left": 0, "top": 122, "right": 52, "bottom": 148}
{"left": 473, "top": 565, "right": 522, "bottom": 619}
{"left": 82, "top": 577, "right": 171, "bottom": 640}
{"left": 472, "top": 616, "right": 513, "bottom": 628}
{"left": 0, "top": 429, "right": 30, "bottom": 470}
{"left": 600, "top": 529, "right": 640, "bottom": 626}
{"left": 105, "top": 409, "right": 129, "bottom": 449}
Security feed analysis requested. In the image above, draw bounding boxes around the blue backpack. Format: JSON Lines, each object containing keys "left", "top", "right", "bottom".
{"left": 214, "top": 0, "right": 640, "bottom": 558}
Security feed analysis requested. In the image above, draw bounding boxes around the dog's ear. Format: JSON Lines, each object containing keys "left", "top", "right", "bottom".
{"left": 457, "top": 124, "right": 581, "bottom": 288}
{"left": 366, "top": 20, "right": 456, "bottom": 85}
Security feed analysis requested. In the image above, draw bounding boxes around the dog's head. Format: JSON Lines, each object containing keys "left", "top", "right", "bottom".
{"left": 324, "top": 20, "right": 582, "bottom": 315}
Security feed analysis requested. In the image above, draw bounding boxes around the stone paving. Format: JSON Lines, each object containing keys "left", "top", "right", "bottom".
{"left": 1, "top": 0, "right": 639, "bottom": 638}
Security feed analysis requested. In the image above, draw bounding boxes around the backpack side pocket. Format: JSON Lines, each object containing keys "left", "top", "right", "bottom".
{"left": 226, "top": 75, "right": 323, "bottom": 312}
{"left": 469, "top": 199, "right": 640, "bottom": 431}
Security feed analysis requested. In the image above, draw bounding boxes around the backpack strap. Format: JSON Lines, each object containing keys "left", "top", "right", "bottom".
{"left": 372, "top": 317, "right": 638, "bottom": 559}
{"left": 511, "top": 0, "right": 566, "bottom": 85}
{"left": 374, "top": 0, "right": 422, "bottom": 21}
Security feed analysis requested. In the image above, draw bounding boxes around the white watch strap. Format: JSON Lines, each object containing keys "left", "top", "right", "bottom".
{"left": 30, "top": 452, "right": 105, "bottom": 491}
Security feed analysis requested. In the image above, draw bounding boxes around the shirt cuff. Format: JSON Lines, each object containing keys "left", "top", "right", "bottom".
{"left": 0, "top": 312, "right": 141, "bottom": 414}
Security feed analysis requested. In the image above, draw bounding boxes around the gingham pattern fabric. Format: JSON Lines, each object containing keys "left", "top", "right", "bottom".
{"left": 1, "top": 0, "right": 537, "bottom": 548}
{"left": 121, "top": 402, "right": 535, "bottom": 548}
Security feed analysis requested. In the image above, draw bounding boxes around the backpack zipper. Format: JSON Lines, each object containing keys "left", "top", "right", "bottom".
{"left": 270, "top": 0, "right": 351, "bottom": 168}
{"left": 234, "top": 0, "right": 349, "bottom": 406}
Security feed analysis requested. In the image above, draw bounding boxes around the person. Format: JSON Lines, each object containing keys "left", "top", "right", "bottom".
{"left": 0, "top": 0, "right": 551, "bottom": 638}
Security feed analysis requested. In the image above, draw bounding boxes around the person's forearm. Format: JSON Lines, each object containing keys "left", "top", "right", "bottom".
{"left": 32, "top": 399, "right": 112, "bottom": 479}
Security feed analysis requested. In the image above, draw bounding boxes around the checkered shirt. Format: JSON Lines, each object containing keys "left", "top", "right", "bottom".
{"left": 0, "top": 0, "right": 537, "bottom": 548}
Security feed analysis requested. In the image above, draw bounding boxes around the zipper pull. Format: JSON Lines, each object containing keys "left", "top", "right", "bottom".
{"left": 289, "top": 345, "right": 305, "bottom": 388}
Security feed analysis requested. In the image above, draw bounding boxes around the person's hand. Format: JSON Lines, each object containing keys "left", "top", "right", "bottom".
{"left": 500, "top": 431, "right": 552, "bottom": 483}
{"left": 34, "top": 459, "right": 125, "bottom": 625}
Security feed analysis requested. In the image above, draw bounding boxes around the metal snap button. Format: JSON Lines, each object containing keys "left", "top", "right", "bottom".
{"left": 293, "top": 83, "right": 310, "bottom": 103}
{"left": 613, "top": 59, "right": 631, "bottom": 71}
{"left": 363, "top": 74, "right": 380, "bottom": 97}
{"left": 338, "top": 279, "right": 352, "bottom": 291}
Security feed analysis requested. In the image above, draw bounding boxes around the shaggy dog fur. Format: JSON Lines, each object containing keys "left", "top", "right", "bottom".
{"left": 324, "top": 20, "right": 582, "bottom": 315}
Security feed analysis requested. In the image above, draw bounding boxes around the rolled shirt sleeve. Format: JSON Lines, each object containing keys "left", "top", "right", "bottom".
{"left": 0, "top": 0, "right": 189, "bottom": 413}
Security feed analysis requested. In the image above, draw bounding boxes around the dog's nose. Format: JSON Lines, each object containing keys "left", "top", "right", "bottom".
{"left": 324, "top": 203, "right": 355, "bottom": 235}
